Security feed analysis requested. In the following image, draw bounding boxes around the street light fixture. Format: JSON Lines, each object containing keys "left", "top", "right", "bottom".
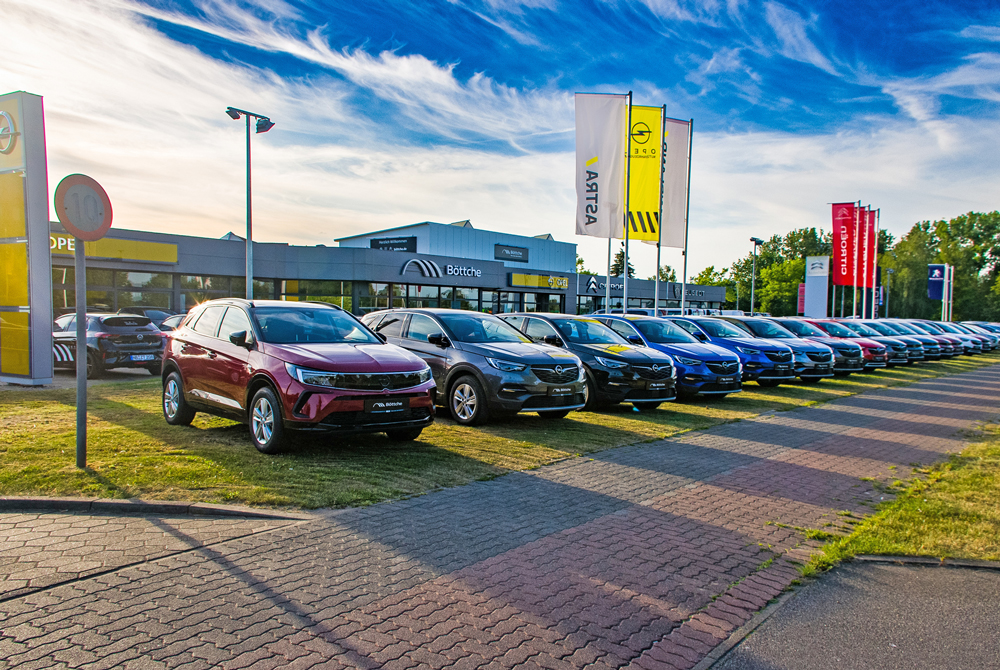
{"left": 225, "top": 106, "right": 275, "bottom": 299}
{"left": 749, "top": 237, "right": 765, "bottom": 315}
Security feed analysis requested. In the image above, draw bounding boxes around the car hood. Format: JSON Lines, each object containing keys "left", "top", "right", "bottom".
{"left": 844, "top": 336, "right": 886, "bottom": 349}
{"left": 572, "top": 342, "right": 675, "bottom": 364}
{"left": 263, "top": 342, "right": 428, "bottom": 372}
{"left": 773, "top": 338, "right": 831, "bottom": 354}
{"left": 458, "top": 341, "right": 581, "bottom": 365}
{"left": 708, "top": 337, "right": 791, "bottom": 352}
{"left": 803, "top": 335, "right": 860, "bottom": 350}
{"left": 647, "top": 342, "right": 738, "bottom": 361}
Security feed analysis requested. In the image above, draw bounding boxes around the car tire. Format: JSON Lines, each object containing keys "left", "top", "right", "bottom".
{"left": 582, "top": 373, "right": 602, "bottom": 411}
{"left": 449, "top": 375, "right": 490, "bottom": 426}
{"left": 537, "top": 410, "right": 570, "bottom": 419}
{"left": 86, "top": 352, "right": 103, "bottom": 379}
{"left": 249, "top": 386, "right": 285, "bottom": 454}
{"left": 386, "top": 428, "right": 423, "bottom": 441}
{"left": 632, "top": 401, "right": 662, "bottom": 411}
{"left": 162, "top": 371, "right": 196, "bottom": 426}
{"left": 757, "top": 379, "right": 782, "bottom": 387}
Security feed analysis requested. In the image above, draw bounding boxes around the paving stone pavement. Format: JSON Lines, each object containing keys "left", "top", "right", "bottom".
{"left": 1, "top": 365, "right": 999, "bottom": 670}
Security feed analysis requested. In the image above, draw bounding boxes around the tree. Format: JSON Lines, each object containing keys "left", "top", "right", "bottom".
{"left": 610, "top": 244, "right": 635, "bottom": 278}
{"left": 576, "top": 255, "right": 595, "bottom": 275}
{"left": 647, "top": 265, "right": 676, "bottom": 282}
{"left": 758, "top": 258, "right": 805, "bottom": 316}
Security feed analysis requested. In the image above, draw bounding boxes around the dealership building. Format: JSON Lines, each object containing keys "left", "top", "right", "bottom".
{"left": 49, "top": 219, "right": 726, "bottom": 316}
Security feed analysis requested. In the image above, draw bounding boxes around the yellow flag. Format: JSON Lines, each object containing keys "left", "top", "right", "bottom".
{"left": 625, "top": 105, "right": 662, "bottom": 242}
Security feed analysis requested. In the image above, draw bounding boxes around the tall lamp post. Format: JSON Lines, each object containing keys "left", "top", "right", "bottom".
{"left": 884, "top": 268, "right": 894, "bottom": 318}
{"left": 226, "top": 106, "right": 275, "bottom": 299}
{"left": 749, "top": 237, "right": 764, "bottom": 315}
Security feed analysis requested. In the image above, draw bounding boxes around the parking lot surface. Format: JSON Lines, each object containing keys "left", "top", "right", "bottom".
{"left": 1, "top": 365, "right": 998, "bottom": 669}
{"left": 713, "top": 562, "right": 1000, "bottom": 670}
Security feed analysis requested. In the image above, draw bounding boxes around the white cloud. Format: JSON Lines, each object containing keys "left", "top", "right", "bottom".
{"left": 959, "top": 25, "right": 1000, "bottom": 42}
{"left": 763, "top": 2, "right": 836, "bottom": 75}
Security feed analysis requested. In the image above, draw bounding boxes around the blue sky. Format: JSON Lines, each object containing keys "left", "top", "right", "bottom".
{"left": 3, "top": 0, "right": 999, "bottom": 276}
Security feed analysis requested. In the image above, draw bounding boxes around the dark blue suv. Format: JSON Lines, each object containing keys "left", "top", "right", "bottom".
{"left": 595, "top": 315, "right": 742, "bottom": 398}
{"left": 668, "top": 317, "right": 796, "bottom": 387}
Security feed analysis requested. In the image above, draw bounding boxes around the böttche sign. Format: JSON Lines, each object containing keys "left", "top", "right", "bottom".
{"left": 495, "top": 244, "right": 528, "bottom": 262}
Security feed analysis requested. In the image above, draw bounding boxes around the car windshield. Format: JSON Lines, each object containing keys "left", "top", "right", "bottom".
{"left": 917, "top": 322, "right": 944, "bottom": 333}
{"left": 632, "top": 319, "right": 698, "bottom": 344}
{"left": 938, "top": 323, "right": 966, "bottom": 334}
{"left": 438, "top": 313, "right": 529, "bottom": 343}
{"left": 696, "top": 319, "right": 749, "bottom": 338}
{"left": 819, "top": 321, "right": 860, "bottom": 337}
{"left": 744, "top": 320, "right": 796, "bottom": 339}
{"left": 777, "top": 320, "right": 826, "bottom": 337}
{"left": 254, "top": 307, "right": 378, "bottom": 344}
{"left": 889, "top": 321, "right": 919, "bottom": 335}
{"left": 552, "top": 318, "right": 626, "bottom": 345}
{"left": 861, "top": 321, "right": 897, "bottom": 336}
{"left": 846, "top": 322, "right": 882, "bottom": 337}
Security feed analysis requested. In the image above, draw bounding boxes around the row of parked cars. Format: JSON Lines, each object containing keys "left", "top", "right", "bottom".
{"left": 132, "top": 298, "right": 998, "bottom": 454}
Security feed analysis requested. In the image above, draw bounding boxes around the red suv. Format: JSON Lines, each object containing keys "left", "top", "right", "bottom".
{"left": 161, "top": 299, "right": 435, "bottom": 453}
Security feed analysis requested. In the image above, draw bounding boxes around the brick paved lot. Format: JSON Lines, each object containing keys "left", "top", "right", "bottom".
{"left": 1, "top": 366, "right": 998, "bottom": 669}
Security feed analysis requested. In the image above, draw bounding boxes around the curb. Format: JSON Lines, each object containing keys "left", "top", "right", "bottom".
{"left": 0, "top": 497, "right": 312, "bottom": 520}
{"left": 853, "top": 554, "right": 1000, "bottom": 571}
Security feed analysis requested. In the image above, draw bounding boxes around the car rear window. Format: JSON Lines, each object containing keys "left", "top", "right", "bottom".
{"left": 98, "top": 316, "right": 157, "bottom": 332}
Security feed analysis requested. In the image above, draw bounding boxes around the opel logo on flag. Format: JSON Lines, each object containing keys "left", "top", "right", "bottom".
{"left": 401, "top": 259, "right": 443, "bottom": 278}
{"left": 0, "top": 111, "right": 19, "bottom": 155}
{"left": 586, "top": 276, "right": 599, "bottom": 294}
{"left": 630, "top": 121, "right": 651, "bottom": 145}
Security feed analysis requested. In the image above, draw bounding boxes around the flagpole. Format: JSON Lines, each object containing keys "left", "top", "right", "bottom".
{"left": 873, "top": 208, "right": 880, "bottom": 318}
{"left": 852, "top": 201, "right": 859, "bottom": 318}
{"left": 622, "top": 91, "right": 633, "bottom": 312}
{"left": 654, "top": 104, "right": 666, "bottom": 314}
{"left": 606, "top": 238, "right": 611, "bottom": 311}
{"left": 680, "top": 118, "right": 693, "bottom": 314}
{"left": 861, "top": 206, "right": 868, "bottom": 319}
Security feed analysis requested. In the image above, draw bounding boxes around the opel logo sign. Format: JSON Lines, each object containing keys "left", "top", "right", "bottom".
{"left": 555, "top": 365, "right": 564, "bottom": 375}
{"left": 652, "top": 364, "right": 660, "bottom": 373}
{"left": 137, "top": 334, "right": 143, "bottom": 341}
{"left": 378, "top": 376, "right": 390, "bottom": 388}
{"left": 0, "top": 111, "right": 19, "bottom": 155}
{"left": 630, "top": 121, "right": 651, "bottom": 145}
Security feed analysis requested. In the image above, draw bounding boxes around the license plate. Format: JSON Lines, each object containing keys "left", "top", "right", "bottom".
{"left": 717, "top": 377, "right": 735, "bottom": 384}
{"left": 816, "top": 364, "right": 830, "bottom": 370}
{"left": 364, "top": 397, "right": 409, "bottom": 413}
{"left": 548, "top": 386, "right": 574, "bottom": 396}
{"left": 130, "top": 354, "right": 155, "bottom": 362}
{"left": 774, "top": 364, "right": 790, "bottom": 370}
{"left": 647, "top": 381, "right": 668, "bottom": 390}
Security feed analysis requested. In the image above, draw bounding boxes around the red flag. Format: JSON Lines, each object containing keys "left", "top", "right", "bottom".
{"left": 857, "top": 208, "right": 877, "bottom": 288}
{"left": 831, "top": 203, "right": 855, "bottom": 286}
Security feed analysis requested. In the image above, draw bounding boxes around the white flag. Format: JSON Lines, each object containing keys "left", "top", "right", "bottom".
{"left": 660, "top": 117, "right": 690, "bottom": 249}
{"left": 575, "top": 93, "right": 628, "bottom": 239}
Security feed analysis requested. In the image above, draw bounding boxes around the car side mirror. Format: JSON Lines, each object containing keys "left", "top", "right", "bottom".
{"left": 427, "top": 332, "right": 450, "bottom": 347}
{"left": 542, "top": 334, "right": 564, "bottom": 347}
{"left": 376, "top": 332, "right": 387, "bottom": 343}
{"left": 695, "top": 332, "right": 708, "bottom": 341}
{"left": 228, "top": 330, "right": 252, "bottom": 348}
{"left": 627, "top": 335, "right": 644, "bottom": 346}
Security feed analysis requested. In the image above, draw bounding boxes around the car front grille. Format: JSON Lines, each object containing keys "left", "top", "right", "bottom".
{"left": 320, "top": 406, "right": 432, "bottom": 427}
{"left": 532, "top": 365, "right": 579, "bottom": 384}
{"left": 765, "top": 351, "right": 792, "bottom": 363}
{"left": 323, "top": 371, "right": 428, "bottom": 391}
{"left": 633, "top": 365, "right": 673, "bottom": 380}
{"left": 891, "top": 344, "right": 907, "bottom": 352}
{"left": 807, "top": 351, "right": 832, "bottom": 362}
{"left": 706, "top": 361, "right": 740, "bottom": 375}
{"left": 837, "top": 349, "right": 861, "bottom": 357}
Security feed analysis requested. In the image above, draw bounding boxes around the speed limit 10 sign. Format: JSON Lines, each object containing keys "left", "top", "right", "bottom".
{"left": 54, "top": 174, "right": 113, "bottom": 241}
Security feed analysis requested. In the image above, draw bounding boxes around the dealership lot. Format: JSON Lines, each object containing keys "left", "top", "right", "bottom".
{"left": 2, "top": 363, "right": 999, "bottom": 669}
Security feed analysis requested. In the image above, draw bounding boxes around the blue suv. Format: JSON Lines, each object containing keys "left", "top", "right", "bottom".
{"left": 668, "top": 317, "right": 796, "bottom": 387}
{"left": 595, "top": 315, "right": 742, "bottom": 398}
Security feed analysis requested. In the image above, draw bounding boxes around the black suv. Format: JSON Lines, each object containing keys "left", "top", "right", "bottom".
{"left": 362, "top": 309, "right": 587, "bottom": 424}
{"left": 501, "top": 313, "right": 677, "bottom": 411}
{"left": 53, "top": 313, "right": 165, "bottom": 378}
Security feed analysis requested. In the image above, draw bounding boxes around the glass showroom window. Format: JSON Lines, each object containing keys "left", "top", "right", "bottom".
{"left": 358, "top": 283, "right": 390, "bottom": 314}
{"left": 497, "top": 292, "right": 521, "bottom": 313}
{"left": 407, "top": 284, "right": 439, "bottom": 308}
{"left": 280, "top": 280, "right": 352, "bottom": 311}
{"left": 181, "top": 275, "right": 230, "bottom": 310}
{"left": 231, "top": 277, "right": 275, "bottom": 300}
{"left": 51, "top": 266, "right": 112, "bottom": 313}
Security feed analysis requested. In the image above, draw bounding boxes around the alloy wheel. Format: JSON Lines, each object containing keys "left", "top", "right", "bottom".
{"left": 164, "top": 378, "right": 180, "bottom": 418}
{"left": 252, "top": 396, "right": 274, "bottom": 445}
{"left": 452, "top": 383, "right": 478, "bottom": 421}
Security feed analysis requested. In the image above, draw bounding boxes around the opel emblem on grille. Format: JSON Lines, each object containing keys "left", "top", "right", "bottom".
{"left": 652, "top": 364, "right": 660, "bottom": 373}
{"left": 137, "top": 334, "right": 143, "bottom": 340}
{"left": 378, "top": 376, "right": 390, "bottom": 388}
{"left": 555, "top": 365, "right": 564, "bottom": 374}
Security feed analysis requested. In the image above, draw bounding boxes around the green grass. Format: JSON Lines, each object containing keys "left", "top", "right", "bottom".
{"left": 1, "top": 353, "right": 997, "bottom": 509}
{"left": 806, "top": 421, "right": 1000, "bottom": 573}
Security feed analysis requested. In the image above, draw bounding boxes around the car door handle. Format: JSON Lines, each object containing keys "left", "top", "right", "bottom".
{"left": 207, "top": 351, "right": 217, "bottom": 359}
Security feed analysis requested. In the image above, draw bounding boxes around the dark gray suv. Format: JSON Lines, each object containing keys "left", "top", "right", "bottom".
{"left": 362, "top": 309, "right": 586, "bottom": 425}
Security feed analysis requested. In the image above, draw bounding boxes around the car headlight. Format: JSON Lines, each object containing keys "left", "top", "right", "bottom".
{"left": 578, "top": 365, "right": 587, "bottom": 381}
{"left": 674, "top": 356, "right": 702, "bottom": 366}
{"left": 285, "top": 362, "right": 340, "bottom": 387}
{"left": 486, "top": 357, "right": 526, "bottom": 372}
{"left": 736, "top": 346, "right": 760, "bottom": 355}
{"left": 595, "top": 356, "right": 629, "bottom": 369}
{"left": 417, "top": 367, "right": 432, "bottom": 383}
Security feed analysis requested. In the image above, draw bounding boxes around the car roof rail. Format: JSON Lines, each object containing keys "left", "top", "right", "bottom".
{"left": 301, "top": 300, "right": 343, "bottom": 310}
